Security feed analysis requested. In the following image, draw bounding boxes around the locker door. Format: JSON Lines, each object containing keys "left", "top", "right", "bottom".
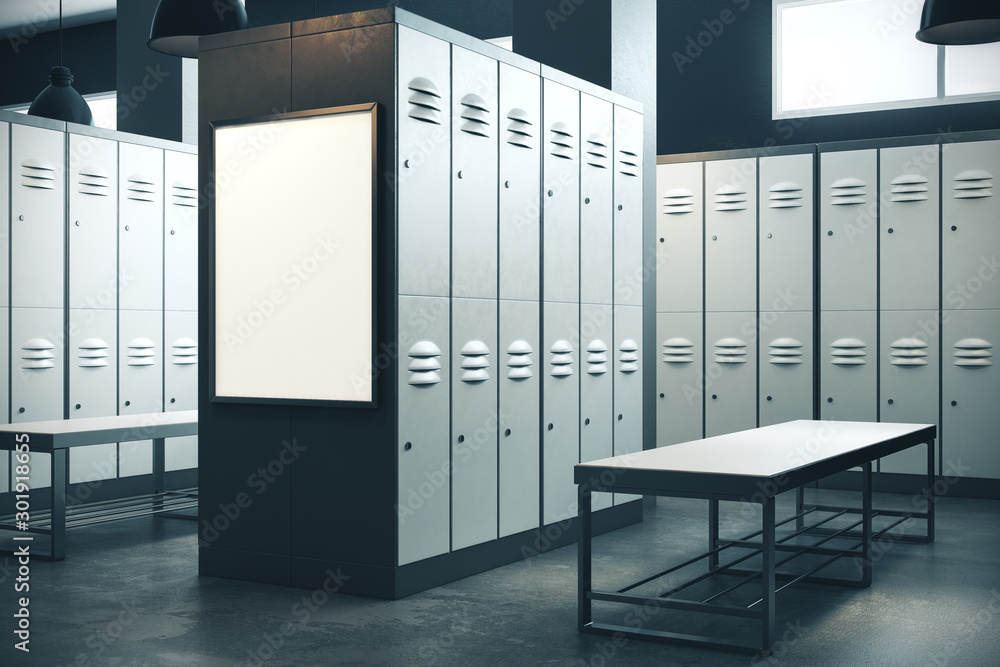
{"left": 760, "top": 153, "right": 813, "bottom": 312}
{"left": 119, "top": 142, "right": 164, "bottom": 311}
{"left": 542, "top": 80, "right": 580, "bottom": 304}
{"left": 942, "top": 140, "right": 1000, "bottom": 311}
{"left": 819, "top": 149, "right": 878, "bottom": 312}
{"left": 398, "top": 26, "right": 451, "bottom": 298}
{"left": 880, "top": 144, "right": 940, "bottom": 311}
{"left": 705, "top": 158, "right": 757, "bottom": 313}
{"left": 656, "top": 312, "right": 703, "bottom": 446}
{"left": 580, "top": 94, "right": 614, "bottom": 305}
{"left": 580, "top": 302, "right": 613, "bottom": 512}
{"left": 820, "top": 310, "right": 877, "bottom": 422}
{"left": 613, "top": 106, "right": 643, "bottom": 307}
{"left": 705, "top": 311, "right": 757, "bottom": 437}
{"left": 69, "top": 134, "right": 117, "bottom": 310}
{"left": 451, "top": 297, "right": 498, "bottom": 550}
{"left": 613, "top": 304, "right": 642, "bottom": 504}
{"left": 880, "top": 310, "right": 940, "bottom": 474}
{"left": 759, "top": 311, "right": 814, "bottom": 427}
{"left": 12, "top": 307, "right": 62, "bottom": 489}
{"left": 165, "top": 309, "right": 199, "bottom": 471}
{"left": 11, "top": 123, "right": 64, "bottom": 309}
{"left": 942, "top": 310, "right": 1000, "bottom": 480}
{"left": 118, "top": 310, "right": 163, "bottom": 477}
{"left": 542, "top": 301, "right": 579, "bottom": 525}
{"left": 499, "top": 63, "right": 541, "bottom": 303}
{"left": 498, "top": 299, "right": 540, "bottom": 537}
{"left": 656, "top": 162, "right": 703, "bottom": 313}
{"left": 164, "top": 150, "right": 199, "bottom": 311}
{"left": 0, "top": 308, "right": 6, "bottom": 424}
{"left": 0, "top": 122, "right": 8, "bottom": 308}
{"left": 397, "top": 295, "right": 450, "bottom": 564}
{"left": 68, "top": 307, "right": 118, "bottom": 483}
{"left": 452, "top": 47, "right": 498, "bottom": 300}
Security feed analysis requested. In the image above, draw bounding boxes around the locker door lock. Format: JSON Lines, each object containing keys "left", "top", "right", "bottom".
{"left": 827, "top": 397, "right": 833, "bottom": 403}
{"left": 548, "top": 190, "right": 554, "bottom": 197}
{"left": 887, "top": 228, "right": 894, "bottom": 234}
{"left": 404, "top": 160, "right": 411, "bottom": 168}
{"left": 404, "top": 442, "right": 412, "bottom": 451}
{"left": 18, "top": 407, "right": 24, "bottom": 413}
{"left": 547, "top": 423, "right": 554, "bottom": 431}
{"left": 617, "top": 414, "right": 623, "bottom": 421}
{"left": 457, "top": 434, "right": 465, "bottom": 443}
{"left": 712, "top": 235, "right": 718, "bottom": 241}
{"left": 75, "top": 220, "right": 80, "bottom": 226}
{"left": 951, "top": 400, "right": 957, "bottom": 406}
{"left": 124, "top": 400, "right": 131, "bottom": 407}
{"left": 827, "top": 231, "right": 833, "bottom": 236}
{"left": 887, "top": 399, "right": 894, "bottom": 405}
{"left": 659, "top": 393, "right": 665, "bottom": 398}
{"left": 659, "top": 238, "right": 664, "bottom": 243}
{"left": 124, "top": 225, "right": 130, "bottom": 231}
{"left": 170, "top": 398, "right": 176, "bottom": 404}
{"left": 766, "top": 233, "right": 772, "bottom": 239}
{"left": 18, "top": 215, "right": 24, "bottom": 221}
{"left": 618, "top": 204, "right": 623, "bottom": 211}
{"left": 457, "top": 170, "right": 464, "bottom": 179}
{"left": 504, "top": 428, "right": 511, "bottom": 437}
{"left": 951, "top": 225, "right": 957, "bottom": 231}
{"left": 766, "top": 396, "right": 772, "bottom": 401}
{"left": 504, "top": 180, "right": 510, "bottom": 188}
{"left": 585, "top": 197, "right": 591, "bottom": 205}
{"left": 711, "top": 394, "right": 717, "bottom": 400}
{"left": 75, "top": 404, "right": 81, "bottom": 410}
{"left": 170, "top": 230, "right": 176, "bottom": 235}
{"left": 584, "top": 418, "right": 590, "bottom": 426}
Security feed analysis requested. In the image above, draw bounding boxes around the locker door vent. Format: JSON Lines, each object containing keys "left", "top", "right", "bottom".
{"left": 585, "top": 134, "right": 609, "bottom": 169}
{"left": 171, "top": 180, "right": 198, "bottom": 208}
{"left": 768, "top": 181, "right": 804, "bottom": 209}
{"left": 769, "top": 338, "right": 804, "bottom": 365}
{"left": 407, "top": 341, "right": 443, "bottom": 385}
{"left": 830, "top": 177, "right": 867, "bottom": 205}
{"left": 586, "top": 340, "right": 608, "bottom": 375}
{"left": 713, "top": 185, "right": 747, "bottom": 212}
{"left": 619, "top": 339, "right": 639, "bottom": 373}
{"left": 889, "top": 174, "right": 929, "bottom": 203}
{"left": 889, "top": 338, "right": 928, "bottom": 366}
{"left": 78, "top": 166, "right": 111, "bottom": 197}
{"left": 549, "top": 122, "right": 575, "bottom": 160}
{"left": 172, "top": 337, "right": 198, "bottom": 366}
{"left": 714, "top": 337, "right": 748, "bottom": 365}
{"left": 953, "top": 169, "right": 993, "bottom": 200}
{"left": 506, "top": 108, "right": 534, "bottom": 150}
{"left": 460, "top": 340, "right": 490, "bottom": 383}
{"left": 126, "top": 174, "right": 158, "bottom": 202}
{"left": 78, "top": 338, "right": 110, "bottom": 368}
{"left": 617, "top": 144, "right": 639, "bottom": 177}
{"left": 127, "top": 338, "right": 157, "bottom": 367}
{"left": 21, "top": 338, "right": 56, "bottom": 370}
{"left": 662, "top": 337, "right": 694, "bottom": 364}
{"left": 407, "top": 77, "right": 443, "bottom": 125}
{"left": 506, "top": 340, "right": 534, "bottom": 380}
{"left": 21, "top": 158, "right": 57, "bottom": 190}
{"left": 662, "top": 188, "right": 694, "bottom": 215}
{"left": 953, "top": 338, "right": 992, "bottom": 367}
{"left": 550, "top": 340, "right": 574, "bottom": 377}
{"left": 830, "top": 338, "right": 866, "bottom": 366}
{"left": 459, "top": 93, "right": 491, "bottom": 138}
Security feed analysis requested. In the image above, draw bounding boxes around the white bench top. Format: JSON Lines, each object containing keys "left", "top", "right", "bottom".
{"left": 0, "top": 411, "right": 198, "bottom": 451}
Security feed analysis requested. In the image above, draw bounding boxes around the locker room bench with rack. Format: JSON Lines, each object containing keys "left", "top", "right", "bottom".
{"left": 0, "top": 410, "right": 198, "bottom": 560}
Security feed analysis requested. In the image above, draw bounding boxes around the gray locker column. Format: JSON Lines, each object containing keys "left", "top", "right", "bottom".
{"left": 542, "top": 301, "right": 579, "bottom": 526}
{"left": 579, "top": 302, "right": 613, "bottom": 511}
{"left": 498, "top": 300, "right": 540, "bottom": 537}
{"left": 580, "top": 94, "right": 613, "bottom": 306}
{"left": 656, "top": 312, "right": 703, "bottom": 445}
{"left": 67, "top": 309, "right": 118, "bottom": 484}
{"left": 397, "top": 296, "right": 451, "bottom": 564}
{"left": 11, "top": 308, "right": 62, "bottom": 488}
{"left": 118, "top": 142, "right": 164, "bottom": 311}
{"left": 451, "top": 298, "right": 498, "bottom": 550}
{"left": 118, "top": 310, "right": 163, "bottom": 477}
{"left": 613, "top": 304, "right": 642, "bottom": 504}
{"left": 759, "top": 153, "right": 814, "bottom": 427}
{"left": 1, "top": 121, "right": 8, "bottom": 311}
{"left": 0, "top": 308, "right": 7, "bottom": 493}
{"left": 705, "top": 311, "right": 757, "bottom": 437}
{"left": 542, "top": 80, "right": 580, "bottom": 305}
{"left": 613, "top": 106, "right": 643, "bottom": 307}
{"left": 397, "top": 26, "right": 451, "bottom": 299}
{"left": 164, "top": 310, "right": 198, "bottom": 472}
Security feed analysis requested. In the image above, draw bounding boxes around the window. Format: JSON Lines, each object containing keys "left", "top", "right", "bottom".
{"left": 774, "top": 0, "right": 1000, "bottom": 118}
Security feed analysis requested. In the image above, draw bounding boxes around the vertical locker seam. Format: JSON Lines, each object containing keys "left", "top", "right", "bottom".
{"left": 578, "top": 95, "right": 583, "bottom": 471}
{"left": 116, "top": 137, "right": 121, "bottom": 480}
{"left": 393, "top": 24, "right": 400, "bottom": 566}
{"left": 936, "top": 141, "right": 943, "bottom": 478}
{"left": 755, "top": 158, "right": 760, "bottom": 429}
{"left": 875, "top": 149, "right": 881, "bottom": 463}
{"left": 701, "top": 160, "right": 706, "bottom": 439}
{"left": 64, "top": 132, "right": 70, "bottom": 422}
{"left": 537, "top": 78, "right": 545, "bottom": 532}
{"left": 5, "top": 123, "right": 10, "bottom": 487}
{"left": 494, "top": 59, "right": 501, "bottom": 541}
{"left": 812, "top": 145, "right": 820, "bottom": 422}
{"left": 447, "top": 43, "right": 454, "bottom": 555}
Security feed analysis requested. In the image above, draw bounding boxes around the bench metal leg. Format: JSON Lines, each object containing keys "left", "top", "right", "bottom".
{"left": 860, "top": 462, "right": 872, "bottom": 587}
{"left": 51, "top": 449, "right": 66, "bottom": 561}
{"left": 762, "top": 497, "right": 775, "bottom": 653}
{"left": 926, "top": 440, "right": 935, "bottom": 542}
{"left": 709, "top": 499, "right": 720, "bottom": 571}
{"left": 153, "top": 437, "right": 165, "bottom": 513}
{"left": 578, "top": 483, "right": 592, "bottom": 631}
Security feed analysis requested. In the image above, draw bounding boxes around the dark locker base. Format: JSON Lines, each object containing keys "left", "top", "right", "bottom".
{"left": 199, "top": 499, "right": 643, "bottom": 599}
{"left": 817, "top": 470, "right": 999, "bottom": 500}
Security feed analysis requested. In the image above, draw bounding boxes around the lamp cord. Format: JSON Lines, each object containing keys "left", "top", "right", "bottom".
{"left": 59, "top": 0, "right": 63, "bottom": 67}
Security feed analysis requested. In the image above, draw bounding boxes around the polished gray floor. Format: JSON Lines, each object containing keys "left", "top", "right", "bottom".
{"left": 1, "top": 489, "right": 998, "bottom": 666}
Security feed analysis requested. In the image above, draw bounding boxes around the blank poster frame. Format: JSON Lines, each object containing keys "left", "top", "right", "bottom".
{"left": 209, "top": 103, "right": 378, "bottom": 408}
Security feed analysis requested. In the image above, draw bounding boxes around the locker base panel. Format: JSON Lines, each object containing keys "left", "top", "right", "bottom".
{"left": 817, "top": 470, "right": 1000, "bottom": 500}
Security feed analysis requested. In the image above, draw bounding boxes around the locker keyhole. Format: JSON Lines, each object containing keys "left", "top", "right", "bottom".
{"left": 584, "top": 418, "right": 590, "bottom": 426}
{"left": 124, "top": 225, "right": 130, "bottom": 231}
{"left": 18, "top": 215, "right": 24, "bottom": 221}
{"left": 548, "top": 190, "right": 554, "bottom": 197}
{"left": 75, "top": 403, "right": 81, "bottom": 410}
{"left": 547, "top": 423, "right": 554, "bottom": 431}
{"left": 887, "top": 228, "right": 894, "bottom": 234}
{"left": 659, "top": 238, "right": 664, "bottom": 243}
{"left": 404, "top": 442, "right": 412, "bottom": 451}
{"left": 505, "top": 428, "right": 511, "bottom": 437}
{"left": 711, "top": 394, "right": 717, "bottom": 400}
{"left": 766, "top": 396, "right": 772, "bottom": 401}
{"left": 712, "top": 235, "right": 718, "bottom": 241}
{"left": 125, "top": 400, "right": 131, "bottom": 407}
{"left": 617, "top": 414, "right": 623, "bottom": 421}
{"left": 887, "top": 399, "right": 894, "bottom": 405}
{"left": 585, "top": 197, "right": 591, "bottom": 205}
{"left": 618, "top": 204, "right": 623, "bottom": 211}
{"left": 457, "top": 434, "right": 465, "bottom": 443}
{"left": 504, "top": 180, "right": 510, "bottom": 188}
{"left": 827, "top": 397, "right": 833, "bottom": 403}
{"left": 170, "top": 398, "right": 176, "bottom": 404}
{"left": 75, "top": 220, "right": 80, "bottom": 227}
{"left": 18, "top": 407, "right": 24, "bottom": 413}
{"left": 457, "top": 170, "right": 464, "bottom": 179}
{"left": 951, "top": 225, "right": 957, "bottom": 231}
{"left": 827, "top": 230, "right": 833, "bottom": 236}
{"left": 170, "top": 230, "right": 176, "bottom": 235}
{"left": 659, "top": 393, "right": 665, "bottom": 398}
{"left": 404, "top": 160, "right": 411, "bottom": 168}
{"left": 951, "top": 400, "right": 957, "bottom": 406}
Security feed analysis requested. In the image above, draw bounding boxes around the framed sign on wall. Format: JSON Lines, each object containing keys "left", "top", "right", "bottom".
{"left": 210, "top": 103, "right": 377, "bottom": 407}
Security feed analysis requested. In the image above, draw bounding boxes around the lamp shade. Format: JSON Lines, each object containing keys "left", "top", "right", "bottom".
{"left": 27, "top": 66, "right": 94, "bottom": 126}
{"left": 916, "top": 0, "right": 1000, "bottom": 45}
{"left": 148, "top": 0, "right": 249, "bottom": 58}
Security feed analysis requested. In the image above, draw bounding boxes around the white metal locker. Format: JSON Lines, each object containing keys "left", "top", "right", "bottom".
{"left": 11, "top": 123, "right": 64, "bottom": 309}
{"left": 705, "top": 158, "right": 757, "bottom": 313}
{"left": 0, "top": 122, "right": 8, "bottom": 308}
{"left": 942, "top": 139, "right": 1000, "bottom": 311}
{"left": 0, "top": 307, "right": 7, "bottom": 424}
{"left": 12, "top": 307, "right": 62, "bottom": 489}
{"left": 118, "top": 309, "right": 162, "bottom": 478}
{"left": 613, "top": 304, "right": 642, "bottom": 504}
{"left": 542, "top": 80, "right": 580, "bottom": 304}
{"left": 759, "top": 311, "right": 814, "bottom": 427}
{"left": 68, "top": 133, "right": 118, "bottom": 311}
{"left": 704, "top": 311, "right": 757, "bottom": 437}
{"left": 656, "top": 161, "right": 703, "bottom": 313}
{"left": 119, "top": 142, "right": 164, "bottom": 311}
{"left": 542, "top": 301, "right": 580, "bottom": 525}
{"left": 656, "top": 312, "right": 703, "bottom": 446}
{"left": 580, "top": 93, "right": 614, "bottom": 306}
{"left": 69, "top": 308, "right": 117, "bottom": 418}
{"left": 397, "top": 295, "right": 450, "bottom": 564}
{"left": 498, "top": 63, "right": 541, "bottom": 303}
{"left": 819, "top": 149, "right": 877, "bottom": 312}
{"left": 613, "top": 106, "right": 643, "bottom": 307}
{"left": 498, "top": 299, "right": 540, "bottom": 537}
{"left": 452, "top": 47, "right": 499, "bottom": 300}
{"left": 880, "top": 310, "right": 940, "bottom": 474}
{"left": 580, "top": 302, "right": 614, "bottom": 512}
{"left": 164, "top": 149, "right": 199, "bottom": 312}
{"left": 451, "top": 297, "right": 499, "bottom": 550}
{"left": 398, "top": 26, "right": 451, "bottom": 298}
{"left": 942, "top": 309, "right": 1000, "bottom": 479}
{"left": 759, "top": 153, "right": 813, "bottom": 313}
{"left": 880, "top": 144, "right": 940, "bottom": 311}
{"left": 165, "top": 310, "right": 198, "bottom": 471}
{"left": 819, "top": 310, "right": 877, "bottom": 422}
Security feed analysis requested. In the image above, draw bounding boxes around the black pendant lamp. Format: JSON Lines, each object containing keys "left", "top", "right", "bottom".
{"left": 148, "top": 0, "right": 249, "bottom": 58}
{"left": 27, "top": 1, "right": 94, "bottom": 126}
{"left": 916, "top": 0, "right": 1000, "bottom": 45}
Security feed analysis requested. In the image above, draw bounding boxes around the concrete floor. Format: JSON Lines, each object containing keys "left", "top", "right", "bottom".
{"left": 1, "top": 489, "right": 998, "bottom": 666}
